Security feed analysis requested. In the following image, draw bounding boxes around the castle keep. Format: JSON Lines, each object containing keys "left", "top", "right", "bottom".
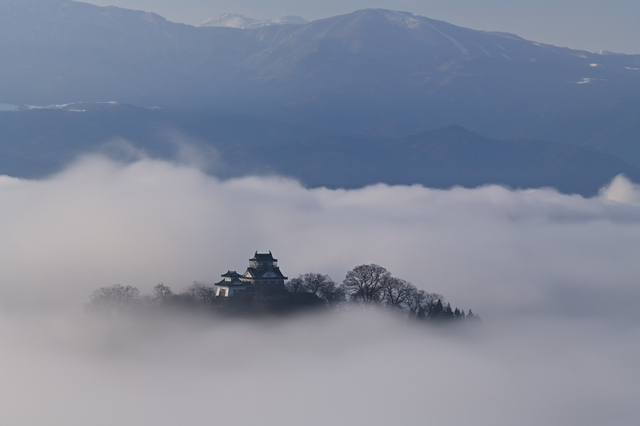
{"left": 215, "top": 251, "right": 288, "bottom": 297}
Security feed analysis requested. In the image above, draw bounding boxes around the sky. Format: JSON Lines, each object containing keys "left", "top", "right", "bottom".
{"left": 2, "top": 155, "right": 640, "bottom": 424}
{"left": 82, "top": 0, "right": 640, "bottom": 54}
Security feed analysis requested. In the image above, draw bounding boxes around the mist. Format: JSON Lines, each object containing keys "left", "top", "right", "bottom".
{"left": 1, "top": 156, "right": 640, "bottom": 425}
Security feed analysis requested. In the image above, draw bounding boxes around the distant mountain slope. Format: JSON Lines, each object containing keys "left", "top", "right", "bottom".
{"left": 235, "top": 9, "right": 640, "bottom": 137}
{"left": 0, "top": 149, "right": 57, "bottom": 178}
{"left": 516, "top": 95, "right": 640, "bottom": 167}
{"left": 0, "top": 103, "right": 336, "bottom": 166}
{"left": 0, "top": 104, "right": 637, "bottom": 196}
{"left": 230, "top": 125, "right": 640, "bottom": 195}
{"left": 0, "top": 3, "right": 638, "bottom": 140}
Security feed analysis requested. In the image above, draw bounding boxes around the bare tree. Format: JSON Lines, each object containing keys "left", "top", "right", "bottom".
{"left": 380, "top": 277, "right": 414, "bottom": 309}
{"left": 185, "top": 282, "right": 217, "bottom": 307}
{"left": 406, "top": 287, "right": 426, "bottom": 317}
{"left": 301, "top": 273, "right": 333, "bottom": 296}
{"left": 342, "top": 264, "right": 390, "bottom": 303}
{"left": 153, "top": 283, "right": 173, "bottom": 299}
{"left": 405, "top": 288, "right": 443, "bottom": 318}
{"left": 287, "top": 273, "right": 346, "bottom": 303}
{"left": 422, "top": 292, "right": 444, "bottom": 318}
{"left": 320, "top": 283, "right": 347, "bottom": 304}
{"left": 285, "top": 276, "right": 305, "bottom": 293}
{"left": 152, "top": 283, "right": 174, "bottom": 306}
{"left": 86, "top": 284, "right": 140, "bottom": 316}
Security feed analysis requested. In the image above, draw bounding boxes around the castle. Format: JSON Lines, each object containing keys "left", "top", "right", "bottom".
{"left": 215, "top": 251, "right": 288, "bottom": 297}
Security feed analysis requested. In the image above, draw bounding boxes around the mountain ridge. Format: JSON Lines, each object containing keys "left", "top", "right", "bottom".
{"left": 1, "top": 2, "right": 639, "bottom": 185}
{"left": 1, "top": 102, "right": 638, "bottom": 196}
{"left": 0, "top": 4, "right": 638, "bottom": 138}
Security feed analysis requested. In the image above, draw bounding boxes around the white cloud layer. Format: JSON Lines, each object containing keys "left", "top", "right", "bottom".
{"left": 1, "top": 156, "right": 640, "bottom": 425}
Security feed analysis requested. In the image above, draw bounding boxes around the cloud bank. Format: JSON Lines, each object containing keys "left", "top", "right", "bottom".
{"left": 1, "top": 156, "right": 639, "bottom": 425}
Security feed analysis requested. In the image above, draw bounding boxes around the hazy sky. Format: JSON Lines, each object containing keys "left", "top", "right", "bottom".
{"left": 2, "top": 155, "right": 640, "bottom": 424}
{"left": 82, "top": 0, "right": 640, "bottom": 54}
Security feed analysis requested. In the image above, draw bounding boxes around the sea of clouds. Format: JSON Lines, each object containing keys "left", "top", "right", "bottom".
{"left": 1, "top": 155, "right": 639, "bottom": 425}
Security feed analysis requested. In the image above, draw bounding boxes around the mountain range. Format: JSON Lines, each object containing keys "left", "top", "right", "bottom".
{"left": 1, "top": 102, "right": 638, "bottom": 196}
{"left": 2, "top": 1, "right": 639, "bottom": 136}
{"left": 0, "top": 0, "right": 639, "bottom": 194}
{"left": 198, "top": 13, "right": 308, "bottom": 29}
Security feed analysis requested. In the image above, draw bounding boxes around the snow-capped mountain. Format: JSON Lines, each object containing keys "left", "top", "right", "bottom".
{"left": 199, "top": 13, "right": 308, "bottom": 29}
{"left": 270, "top": 15, "right": 309, "bottom": 25}
{"left": 2, "top": 2, "right": 640, "bottom": 193}
{"left": 199, "top": 13, "right": 258, "bottom": 28}
{"left": 0, "top": 3, "right": 638, "bottom": 142}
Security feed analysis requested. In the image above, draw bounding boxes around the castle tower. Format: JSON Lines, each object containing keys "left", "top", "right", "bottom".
{"left": 214, "top": 251, "right": 288, "bottom": 297}
{"left": 242, "top": 251, "right": 288, "bottom": 289}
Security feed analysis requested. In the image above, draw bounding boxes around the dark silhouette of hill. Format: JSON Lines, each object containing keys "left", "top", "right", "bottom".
{"left": 516, "top": 95, "right": 640, "bottom": 167}
{"left": 0, "top": 103, "right": 335, "bottom": 167}
{"left": 1, "top": 104, "right": 636, "bottom": 196}
{"left": 229, "top": 125, "right": 640, "bottom": 195}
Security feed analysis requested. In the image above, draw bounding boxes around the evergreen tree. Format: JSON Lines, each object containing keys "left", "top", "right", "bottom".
{"left": 430, "top": 299, "right": 444, "bottom": 319}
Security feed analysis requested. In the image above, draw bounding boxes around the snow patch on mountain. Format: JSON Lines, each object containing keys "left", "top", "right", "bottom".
{"left": 596, "top": 50, "right": 624, "bottom": 56}
{"left": 426, "top": 22, "right": 469, "bottom": 56}
{"left": 21, "top": 102, "right": 120, "bottom": 112}
{"left": 199, "top": 14, "right": 256, "bottom": 28}
{"left": 199, "top": 13, "right": 308, "bottom": 29}
{"left": 271, "top": 16, "right": 309, "bottom": 25}
{"left": 490, "top": 31, "right": 524, "bottom": 41}
{"left": 404, "top": 17, "right": 421, "bottom": 29}
{"left": 383, "top": 11, "right": 421, "bottom": 29}
{"left": 475, "top": 44, "right": 494, "bottom": 58}
{"left": 574, "top": 77, "right": 607, "bottom": 84}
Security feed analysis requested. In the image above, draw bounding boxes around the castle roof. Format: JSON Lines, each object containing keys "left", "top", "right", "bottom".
{"left": 250, "top": 251, "right": 277, "bottom": 262}
{"left": 245, "top": 266, "right": 287, "bottom": 280}
{"left": 215, "top": 277, "right": 248, "bottom": 287}
{"left": 221, "top": 270, "right": 242, "bottom": 278}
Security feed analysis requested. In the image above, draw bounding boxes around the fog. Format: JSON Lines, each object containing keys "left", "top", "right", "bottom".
{"left": 1, "top": 156, "right": 640, "bottom": 425}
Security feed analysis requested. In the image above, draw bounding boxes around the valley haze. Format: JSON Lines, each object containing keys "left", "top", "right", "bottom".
{"left": 2, "top": 157, "right": 640, "bottom": 424}
{"left": 1, "top": 1, "right": 640, "bottom": 425}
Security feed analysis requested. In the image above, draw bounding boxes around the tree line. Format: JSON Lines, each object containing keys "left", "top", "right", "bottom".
{"left": 86, "top": 264, "right": 480, "bottom": 322}
{"left": 285, "top": 265, "right": 479, "bottom": 321}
